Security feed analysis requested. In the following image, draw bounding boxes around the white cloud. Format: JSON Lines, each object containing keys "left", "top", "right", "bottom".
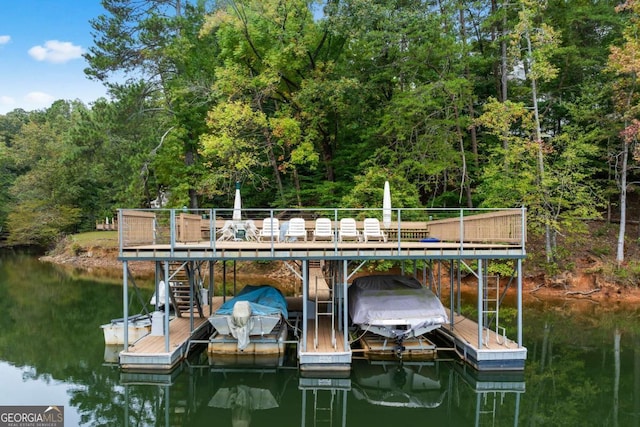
{"left": 25, "top": 91, "right": 55, "bottom": 106}
{"left": 0, "top": 96, "right": 15, "bottom": 106}
{"left": 0, "top": 35, "right": 10, "bottom": 45}
{"left": 28, "top": 40, "right": 83, "bottom": 63}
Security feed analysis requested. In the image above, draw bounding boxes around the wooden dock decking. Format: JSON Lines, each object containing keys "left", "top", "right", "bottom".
{"left": 300, "top": 317, "right": 352, "bottom": 372}
{"left": 120, "top": 302, "right": 221, "bottom": 371}
{"left": 437, "top": 310, "right": 527, "bottom": 371}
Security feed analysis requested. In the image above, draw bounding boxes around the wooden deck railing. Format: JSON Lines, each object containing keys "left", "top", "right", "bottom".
{"left": 426, "top": 210, "right": 526, "bottom": 244}
{"left": 177, "top": 213, "right": 204, "bottom": 243}
{"left": 118, "top": 208, "right": 526, "bottom": 249}
{"left": 96, "top": 220, "right": 118, "bottom": 231}
{"left": 120, "top": 210, "right": 156, "bottom": 245}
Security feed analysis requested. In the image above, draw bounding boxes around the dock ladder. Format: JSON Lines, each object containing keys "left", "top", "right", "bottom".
{"left": 311, "top": 261, "right": 336, "bottom": 350}
{"left": 313, "top": 388, "right": 336, "bottom": 427}
{"left": 482, "top": 275, "right": 505, "bottom": 346}
{"left": 476, "top": 391, "right": 505, "bottom": 426}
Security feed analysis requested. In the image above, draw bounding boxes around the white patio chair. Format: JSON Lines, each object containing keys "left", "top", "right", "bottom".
{"left": 244, "top": 220, "right": 259, "bottom": 241}
{"left": 258, "top": 217, "right": 280, "bottom": 242}
{"left": 363, "top": 218, "right": 387, "bottom": 242}
{"left": 338, "top": 218, "right": 360, "bottom": 242}
{"left": 284, "top": 217, "right": 307, "bottom": 242}
{"left": 312, "top": 218, "right": 334, "bottom": 242}
{"left": 216, "top": 220, "right": 234, "bottom": 241}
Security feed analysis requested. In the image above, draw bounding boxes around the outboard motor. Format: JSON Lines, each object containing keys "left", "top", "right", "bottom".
{"left": 228, "top": 301, "right": 253, "bottom": 351}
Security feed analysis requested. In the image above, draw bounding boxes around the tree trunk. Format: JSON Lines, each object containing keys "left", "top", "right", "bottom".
{"left": 523, "top": 9, "right": 552, "bottom": 262}
{"left": 459, "top": 5, "right": 478, "bottom": 168}
{"left": 185, "top": 148, "right": 199, "bottom": 209}
{"left": 501, "top": 1, "right": 508, "bottom": 104}
{"left": 617, "top": 141, "right": 628, "bottom": 266}
{"left": 264, "top": 131, "right": 285, "bottom": 204}
{"left": 293, "top": 167, "right": 302, "bottom": 206}
{"left": 321, "top": 134, "right": 335, "bottom": 182}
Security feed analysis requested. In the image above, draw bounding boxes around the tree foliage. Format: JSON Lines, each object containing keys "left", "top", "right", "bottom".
{"left": 0, "top": 0, "right": 634, "bottom": 263}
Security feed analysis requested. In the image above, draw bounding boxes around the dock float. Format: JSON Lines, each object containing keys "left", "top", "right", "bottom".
{"left": 436, "top": 310, "right": 527, "bottom": 371}
{"left": 119, "top": 311, "right": 212, "bottom": 372}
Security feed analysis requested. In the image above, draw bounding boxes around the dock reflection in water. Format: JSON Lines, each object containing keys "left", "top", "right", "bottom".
{"left": 118, "top": 358, "right": 524, "bottom": 426}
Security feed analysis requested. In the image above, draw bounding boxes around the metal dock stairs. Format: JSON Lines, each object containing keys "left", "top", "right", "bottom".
{"left": 167, "top": 262, "right": 204, "bottom": 318}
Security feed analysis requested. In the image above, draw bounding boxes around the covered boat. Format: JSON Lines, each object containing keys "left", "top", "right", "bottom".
{"left": 348, "top": 275, "right": 448, "bottom": 342}
{"left": 209, "top": 285, "right": 288, "bottom": 351}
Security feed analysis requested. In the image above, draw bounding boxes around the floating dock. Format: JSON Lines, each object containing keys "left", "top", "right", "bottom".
{"left": 119, "top": 310, "right": 212, "bottom": 371}
{"left": 438, "top": 310, "right": 527, "bottom": 371}
{"left": 114, "top": 207, "right": 528, "bottom": 373}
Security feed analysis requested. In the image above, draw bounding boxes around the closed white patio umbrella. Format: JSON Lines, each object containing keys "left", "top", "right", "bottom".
{"left": 383, "top": 181, "right": 391, "bottom": 229}
{"left": 233, "top": 181, "right": 242, "bottom": 222}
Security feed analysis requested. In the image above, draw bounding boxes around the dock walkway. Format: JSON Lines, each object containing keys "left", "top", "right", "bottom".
{"left": 120, "top": 301, "right": 220, "bottom": 371}
{"left": 438, "top": 310, "right": 526, "bottom": 371}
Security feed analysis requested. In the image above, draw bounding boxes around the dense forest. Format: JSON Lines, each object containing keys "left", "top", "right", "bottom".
{"left": 1, "top": 0, "right": 640, "bottom": 269}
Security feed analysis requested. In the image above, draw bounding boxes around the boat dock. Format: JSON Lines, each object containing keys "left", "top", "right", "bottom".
{"left": 115, "top": 207, "right": 527, "bottom": 373}
{"left": 438, "top": 309, "right": 525, "bottom": 371}
{"left": 119, "top": 305, "right": 215, "bottom": 371}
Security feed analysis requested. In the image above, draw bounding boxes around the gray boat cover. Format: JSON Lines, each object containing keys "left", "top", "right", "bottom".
{"left": 348, "top": 275, "right": 448, "bottom": 328}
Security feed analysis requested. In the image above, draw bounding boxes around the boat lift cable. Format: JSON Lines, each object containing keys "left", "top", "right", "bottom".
{"left": 486, "top": 264, "right": 517, "bottom": 330}
{"left": 283, "top": 317, "right": 301, "bottom": 337}
{"left": 348, "top": 324, "right": 372, "bottom": 344}
{"left": 126, "top": 266, "right": 151, "bottom": 318}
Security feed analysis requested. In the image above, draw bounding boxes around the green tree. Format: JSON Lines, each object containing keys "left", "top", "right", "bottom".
{"left": 5, "top": 102, "right": 83, "bottom": 246}
{"left": 607, "top": 0, "right": 640, "bottom": 266}
{"left": 200, "top": 0, "right": 327, "bottom": 205}
{"left": 0, "top": 110, "right": 30, "bottom": 234}
{"left": 85, "top": 0, "right": 219, "bottom": 209}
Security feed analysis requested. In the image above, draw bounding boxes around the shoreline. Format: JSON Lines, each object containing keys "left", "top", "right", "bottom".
{"left": 39, "top": 246, "right": 640, "bottom": 308}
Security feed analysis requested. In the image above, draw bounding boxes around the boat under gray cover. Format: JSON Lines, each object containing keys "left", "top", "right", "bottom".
{"left": 348, "top": 275, "right": 448, "bottom": 340}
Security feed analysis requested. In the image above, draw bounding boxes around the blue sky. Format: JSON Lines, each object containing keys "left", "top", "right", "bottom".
{"left": 0, "top": 0, "right": 109, "bottom": 114}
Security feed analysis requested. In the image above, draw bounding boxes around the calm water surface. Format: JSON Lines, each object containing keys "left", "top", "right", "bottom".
{"left": 0, "top": 252, "right": 639, "bottom": 426}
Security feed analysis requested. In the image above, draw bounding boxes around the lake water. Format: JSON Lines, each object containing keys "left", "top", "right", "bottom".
{"left": 0, "top": 252, "right": 639, "bottom": 426}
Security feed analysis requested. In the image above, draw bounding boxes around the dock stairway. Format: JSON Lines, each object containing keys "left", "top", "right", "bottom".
{"left": 167, "top": 262, "right": 204, "bottom": 318}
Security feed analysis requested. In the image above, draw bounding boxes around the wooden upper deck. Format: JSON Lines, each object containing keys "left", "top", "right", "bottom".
{"left": 117, "top": 207, "right": 527, "bottom": 261}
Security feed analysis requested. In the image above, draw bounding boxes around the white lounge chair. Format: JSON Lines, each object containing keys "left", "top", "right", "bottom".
{"left": 313, "top": 218, "right": 334, "bottom": 241}
{"left": 259, "top": 217, "right": 280, "bottom": 242}
{"left": 217, "top": 220, "right": 234, "bottom": 241}
{"left": 338, "top": 218, "right": 360, "bottom": 242}
{"left": 284, "top": 217, "right": 307, "bottom": 242}
{"left": 244, "top": 220, "right": 259, "bottom": 241}
{"left": 363, "top": 218, "right": 387, "bottom": 242}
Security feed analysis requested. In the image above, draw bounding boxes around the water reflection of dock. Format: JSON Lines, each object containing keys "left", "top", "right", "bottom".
{"left": 117, "top": 360, "right": 524, "bottom": 427}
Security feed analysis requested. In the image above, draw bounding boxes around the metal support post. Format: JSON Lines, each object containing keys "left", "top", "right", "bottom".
{"left": 477, "top": 258, "right": 484, "bottom": 349}
{"left": 343, "top": 260, "right": 348, "bottom": 348}
{"left": 164, "top": 261, "right": 170, "bottom": 352}
{"left": 517, "top": 258, "right": 523, "bottom": 347}
{"left": 302, "top": 259, "right": 308, "bottom": 352}
{"left": 123, "top": 260, "right": 129, "bottom": 350}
